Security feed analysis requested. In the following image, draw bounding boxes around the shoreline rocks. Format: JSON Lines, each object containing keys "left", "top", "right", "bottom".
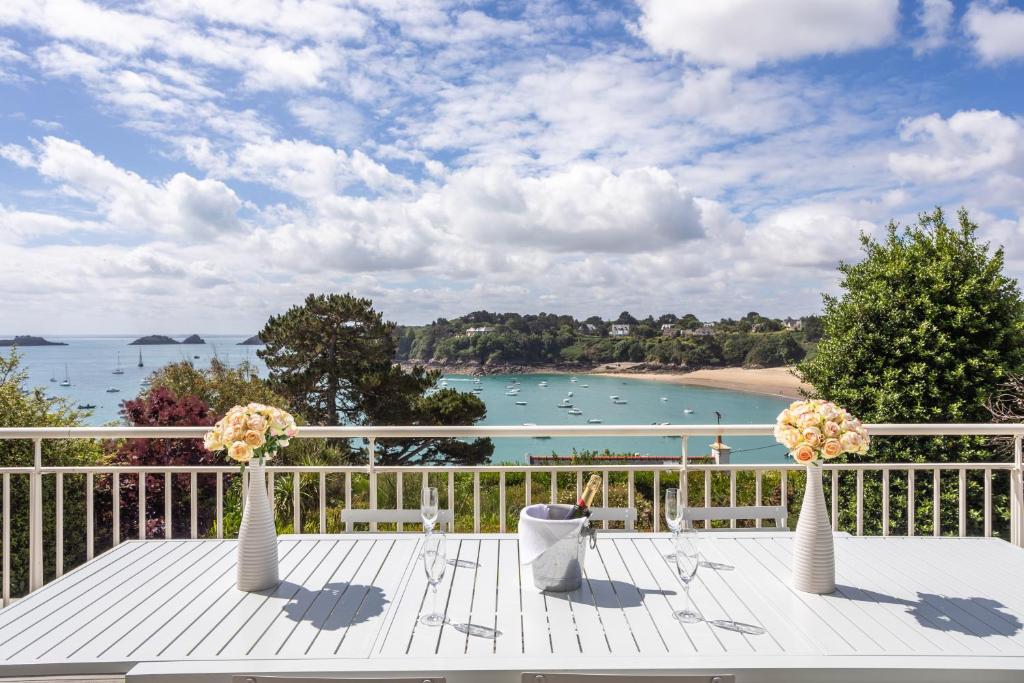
{"left": 0, "top": 335, "right": 68, "bottom": 347}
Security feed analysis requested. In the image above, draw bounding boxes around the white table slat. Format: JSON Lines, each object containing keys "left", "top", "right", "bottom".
{"left": 247, "top": 539, "right": 356, "bottom": 657}
{"left": 491, "top": 539, "right": 523, "bottom": 657}
{"left": 577, "top": 536, "right": 639, "bottom": 655}
{"left": 304, "top": 538, "right": 400, "bottom": 657}
{"left": 465, "top": 538, "right": 499, "bottom": 656}
{"left": 3, "top": 534, "right": 1024, "bottom": 683}
{"left": 3, "top": 542, "right": 198, "bottom": 659}
{"left": 275, "top": 539, "right": 374, "bottom": 657}
{"left": 592, "top": 536, "right": 669, "bottom": 655}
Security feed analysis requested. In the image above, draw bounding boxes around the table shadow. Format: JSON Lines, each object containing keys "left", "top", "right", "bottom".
{"left": 834, "top": 585, "right": 1021, "bottom": 638}
{"left": 544, "top": 578, "right": 674, "bottom": 608}
{"left": 273, "top": 581, "right": 390, "bottom": 630}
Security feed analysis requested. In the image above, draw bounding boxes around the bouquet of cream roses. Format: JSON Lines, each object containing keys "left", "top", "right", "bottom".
{"left": 774, "top": 399, "right": 869, "bottom": 465}
{"left": 203, "top": 403, "right": 298, "bottom": 466}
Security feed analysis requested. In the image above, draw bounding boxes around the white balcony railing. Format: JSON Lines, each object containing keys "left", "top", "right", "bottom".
{"left": 1, "top": 423, "right": 1023, "bottom": 607}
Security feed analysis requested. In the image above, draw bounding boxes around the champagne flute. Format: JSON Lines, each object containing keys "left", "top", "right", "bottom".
{"left": 664, "top": 487, "right": 682, "bottom": 559}
{"left": 673, "top": 530, "right": 702, "bottom": 624}
{"left": 421, "top": 486, "right": 439, "bottom": 533}
{"left": 420, "top": 531, "right": 447, "bottom": 626}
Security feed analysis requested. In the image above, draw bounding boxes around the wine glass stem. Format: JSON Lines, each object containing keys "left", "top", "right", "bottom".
{"left": 684, "top": 583, "right": 691, "bottom": 615}
{"left": 431, "top": 583, "right": 438, "bottom": 617}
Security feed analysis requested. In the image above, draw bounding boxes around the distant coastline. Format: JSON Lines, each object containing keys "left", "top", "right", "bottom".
{"left": 0, "top": 335, "right": 67, "bottom": 347}
{"left": 400, "top": 360, "right": 807, "bottom": 399}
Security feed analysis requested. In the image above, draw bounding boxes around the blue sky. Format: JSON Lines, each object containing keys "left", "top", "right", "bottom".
{"left": 2, "top": 0, "right": 1024, "bottom": 334}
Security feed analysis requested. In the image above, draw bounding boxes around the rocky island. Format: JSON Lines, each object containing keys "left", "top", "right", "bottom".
{"left": 180, "top": 334, "right": 205, "bottom": 344}
{"left": 0, "top": 335, "right": 67, "bottom": 346}
{"left": 238, "top": 335, "right": 263, "bottom": 345}
{"left": 129, "top": 335, "right": 180, "bottom": 345}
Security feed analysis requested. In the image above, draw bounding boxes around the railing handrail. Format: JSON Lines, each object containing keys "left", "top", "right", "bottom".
{"left": 2, "top": 422, "right": 1024, "bottom": 440}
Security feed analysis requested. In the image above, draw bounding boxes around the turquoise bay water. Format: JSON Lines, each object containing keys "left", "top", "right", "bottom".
{"left": 10, "top": 336, "right": 790, "bottom": 464}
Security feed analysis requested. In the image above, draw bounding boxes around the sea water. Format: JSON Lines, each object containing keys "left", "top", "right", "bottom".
{"left": 9, "top": 336, "right": 791, "bottom": 464}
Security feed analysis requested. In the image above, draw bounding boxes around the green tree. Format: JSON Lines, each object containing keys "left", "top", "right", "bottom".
{"left": 0, "top": 349, "right": 102, "bottom": 595}
{"left": 148, "top": 358, "right": 286, "bottom": 416}
{"left": 799, "top": 208, "right": 1024, "bottom": 536}
{"left": 799, "top": 208, "right": 1024, "bottom": 425}
{"left": 259, "top": 293, "right": 493, "bottom": 465}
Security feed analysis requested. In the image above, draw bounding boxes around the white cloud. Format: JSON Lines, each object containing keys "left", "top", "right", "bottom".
{"left": 888, "top": 110, "right": 1024, "bottom": 182}
{"left": 635, "top": 0, "right": 899, "bottom": 68}
{"left": 15, "top": 136, "right": 243, "bottom": 240}
{"left": 288, "top": 97, "right": 366, "bottom": 146}
{"left": 743, "top": 205, "right": 877, "bottom": 269}
{"left": 964, "top": 1, "right": 1024, "bottom": 63}
{"left": 913, "top": 0, "right": 955, "bottom": 55}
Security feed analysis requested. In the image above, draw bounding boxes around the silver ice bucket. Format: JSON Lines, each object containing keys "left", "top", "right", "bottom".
{"left": 527, "top": 504, "right": 597, "bottom": 592}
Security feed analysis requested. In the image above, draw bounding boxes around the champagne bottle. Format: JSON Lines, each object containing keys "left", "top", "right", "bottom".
{"left": 565, "top": 474, "right": 602, "bottom": 519}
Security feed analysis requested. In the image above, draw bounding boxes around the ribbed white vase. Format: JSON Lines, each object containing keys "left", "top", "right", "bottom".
{"left": 792, "top": 465, "right": 835, "bottom": 594}
{"left": 237, "top": 462, "right": 279, "bottom": 592}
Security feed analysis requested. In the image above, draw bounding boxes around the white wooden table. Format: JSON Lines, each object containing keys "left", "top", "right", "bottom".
{"left": 2, "top": 533, "right": 1024, "bottom": 682}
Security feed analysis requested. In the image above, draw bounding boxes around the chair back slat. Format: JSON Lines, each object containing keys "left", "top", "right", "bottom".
{"left": 340, "top": 509, "right": 454, "bottom": 526}
{"left": 587, "top": 507, "right": 637, "bottom": 530}
{"left": 682, "top": 505, "right": 787, "bottom": 530}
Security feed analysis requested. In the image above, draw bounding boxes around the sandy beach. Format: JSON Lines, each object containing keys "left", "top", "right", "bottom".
{"left": 594, "top": 365, "right": 808, "bottom": 400}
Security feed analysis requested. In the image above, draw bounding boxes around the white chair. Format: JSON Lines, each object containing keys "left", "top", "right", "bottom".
{"left": 340, "top": 508, "right": 454, "bottom": 530}
{"left": 682, "top": 504, "right": 788, "bottom": 530}
{"left": 587, "top": 507, "right": 637, "bottom": 530}
{"left": 233, "top": 677, "right": 445, "bottom": 683}
{"left": 522, "top": 674, "right": 734, "bottom": 682}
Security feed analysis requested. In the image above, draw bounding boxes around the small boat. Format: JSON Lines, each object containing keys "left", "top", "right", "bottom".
{"left": 561, "top": 397, "right": 571, "bottom": 403}
{"left": 580, "top": 384, "right": 589, "bottom": 388}
{"left": 472, "top": 388, "right": 483, "bottom": 393}
{"left": 557, "top": 403, "right": 573, "bottom": 409}
{"left": 49, "top": 368, "right": 57, "bottom": 382}
{"left": 137, "top": 349, "right": 144, "bottom": 367}
{"left": 566, "top": 391, "right": 573, "bottom": 397}
{"left": 105, "top": 387, "right": 120, "bottom": 393}
{"left": 77, "top": 403, "right": 96, "bottom": 410}
{"left": 609, "top": 395, "right": 619, "bottom": 400}
{"left": 112, "top": 353, "right": 124, "bottom": 375}
{"left": 538, "top": 381, "right": 548, "bottom": 387}
{"left": 684, "top": 409, "right": 694, "bottom": 414}
{"left": 515, "top": 401, "right": 528, "bottom": 405}
{"left": 140, "top": 378, "right": 152, "bottom": 387}
{"left": 193, "top": 355, "right": 200, "bottom": 359}
{"left": 660, "top": 397, "right": 668, "bottom": 401}
{"left": 613, "top": 399, "right": 628, "bottom": 405}
{"left": 587, "top": 418, "right": 602, "bottom": 424}
{"left": 568, "top": 409, "right": 582, "bottom": 415}
{"left": 505, "top": 389, "right": 519, "bottom": 396}
{"left": 59, "top": 365, "right": 71, "bottom": 387}
{"left": 570, "top": 377, "right": 578, "bottom": 382}
{"left": 522, "top": 422, "right": 536, "bottom": 426}
{"left": 659, "top": 422, "right": 670, "bottom": 425}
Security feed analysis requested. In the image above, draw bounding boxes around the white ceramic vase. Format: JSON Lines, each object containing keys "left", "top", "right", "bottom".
{"left": 237, "top": 462, "right": 279, "bottom": 592}
{"left": 792, "top": 465, "right": 835, "bottom": 594}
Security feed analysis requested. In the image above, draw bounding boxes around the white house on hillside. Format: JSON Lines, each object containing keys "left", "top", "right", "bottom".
{"left": 610, "top": 324, "right": 632, "bottom": 337}
{"left": 465, "top": 326, "right": 496, "bottom": 336}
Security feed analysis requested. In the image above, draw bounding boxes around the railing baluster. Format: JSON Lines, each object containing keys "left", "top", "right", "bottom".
{"left": 525, "top": 471, "right": 532, "bottom": 507}
{"left": 216, "top": 472, "right": 223, "bottom": 539}
{"left": 780, "top": 469, "right": 788, "bottom": 525}
{"left": 86, "top": 472, "right": 94, "bottom": 560}
{"left": 984, "top": 468, "right": 993, "bottom": 538}
{"left": 345, "top": 471, "right": 352, "bottom": 533}
{"left": 855, "top": 469, "right": 864, "bottom": 536}
{"left": 368, "top": 436, "right": 377, "bottom": 533}
{"left": 754, "top": 469, "right": 762, "bottom": 528}
{"left": 576, "top": 471, "right": 582, "bottom": 499}
{"left": 704, "top": 469, "right": 711, "bottom": 510}
{"left": 601, "top": 470, "right": 609, "bottom": 530}
{"left": 831, "top": 468, "right": 839, "bottom": 532}
{"left": 881, "top": 469, "right": 890, "bottom": 537}
{"left": 190, "top": 472, "right": 197, "bottom": 539}
{"left": 447, "top": 470, "right": 455, "bottom": 532}
{"left": 550, "top": 470, "right": 557, "bottom": 504}
{"left": 473, "top": 472, "right": 480, "bottom": 534}
{"left": 164, "top": 471, "right": 172, "bottom": 539}
{"left": 319, "top": 472, "right": 326, "bottom": 534}
{"left": 30, "top": 438, "right": 42, "bottom": 591}
{"left": 396, "top": 471, "right": 404, "bottom": 533}
{"left": 113, "top": 472, "right": 120, "bottom": 546}
{"left": 627, "top": 470, "right": 635, "bottom": 530}
{"left": 1015, "top": 436, "right": 1024, "bottom": 546}
{"left": 55, "top": 472, "right": 63, "bottom": 577}
{"left": 653, "top": 470, "right": 660, "bottom": 533}
{"left": 907, "top": 469, "right": 915, "bottom": 536}
{"left": 293, "top": 471, "right": 302, "bottom": 533}
{"left": 499, "top": 471, "right": 506, "bottom": 534}
{"left": 2, "top": 473, "right": 9, "bottom": 607}
{"left": 933, "top": 468, "right": 941, "bottom": 537}
{"left": 728, "top": 469, "right": 737, "bottom": 529}
{"left": 958, "top": 469, "right": 967, "bottom": 537}
{"left": 139, "top": 472, "right": 146, "bottom": 540}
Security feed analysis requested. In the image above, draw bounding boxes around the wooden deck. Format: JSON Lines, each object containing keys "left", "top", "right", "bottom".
{"left": 2, "top": 533, "right": 1024, "bottom": 682}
